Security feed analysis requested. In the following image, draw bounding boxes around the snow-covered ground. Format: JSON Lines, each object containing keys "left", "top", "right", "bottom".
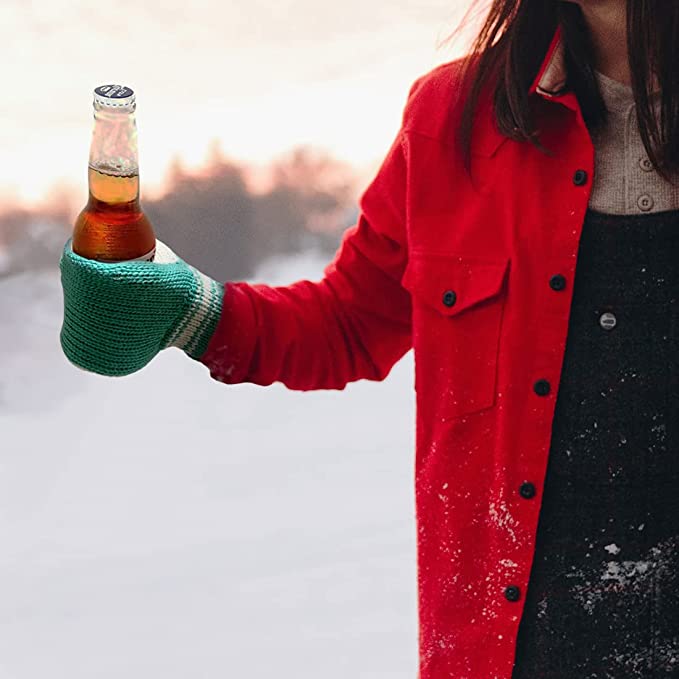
{"left": 0, "top": 251, "right": 418, "bottom": 679}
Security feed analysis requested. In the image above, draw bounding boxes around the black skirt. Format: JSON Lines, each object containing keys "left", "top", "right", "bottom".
{"left": 512, "top": 208, "right": 679, "bottom": 678}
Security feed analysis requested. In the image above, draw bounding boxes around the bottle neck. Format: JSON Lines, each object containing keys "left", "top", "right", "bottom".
{"left": 88, "top": 107, "right": 140, "bottom": 204}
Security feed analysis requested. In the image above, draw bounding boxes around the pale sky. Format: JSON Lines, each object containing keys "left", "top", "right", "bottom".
{"left": 1, "top": 0, "right": 473, "bottom": 208}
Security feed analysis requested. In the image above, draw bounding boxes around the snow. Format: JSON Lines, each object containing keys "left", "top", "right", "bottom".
{"left": 0, "top": 252, "right": 418, "bottom": 679}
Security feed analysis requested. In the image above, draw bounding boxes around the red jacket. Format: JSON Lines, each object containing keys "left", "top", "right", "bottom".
{"left": 201, "top": 26, "right": 594, "bottom": 679}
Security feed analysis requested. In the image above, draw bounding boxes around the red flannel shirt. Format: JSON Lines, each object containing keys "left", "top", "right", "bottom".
{"left": 201, "top": 25, "right": 594, "bottom": 679}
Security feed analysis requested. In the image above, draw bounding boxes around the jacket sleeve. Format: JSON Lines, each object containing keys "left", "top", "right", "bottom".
{"left": 198, "top": 79, "right": 421, "bottom": 391}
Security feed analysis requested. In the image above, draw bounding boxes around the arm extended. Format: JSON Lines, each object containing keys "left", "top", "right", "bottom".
{"left": 59, "top": 81, "right": 419, "bottom": 384}
{"left": 201, "top": 121, "right": 413, "bottom": 390}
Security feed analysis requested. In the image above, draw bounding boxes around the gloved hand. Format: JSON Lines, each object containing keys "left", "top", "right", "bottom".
{"left": 59, "top": 239, "right": 224, "bottom": 376}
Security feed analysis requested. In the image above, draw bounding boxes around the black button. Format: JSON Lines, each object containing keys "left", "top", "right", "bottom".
{"left": 519, "top": 482, "right": 536, "bottom": 499}
{"left": 442, "top": 290, "right": 457, "bottom": 307}
{"left": 505, "top": 585, "right": 521, "bottom": 602}
{"left": 573, "top": 169, "right": 588, "bottom": 186}
{"left": 549, "top": 274, "right": 566, "bottom": 291}
{"left": 534, "top": 379, "right": 551, "bottom": 396}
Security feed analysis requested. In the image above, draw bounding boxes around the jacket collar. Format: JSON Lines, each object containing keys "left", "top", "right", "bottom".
{"left": 472, "top": 25, "right": 578, "bottom": 156}
{"left": 529, "top": 25, "right": 568, "bottom": 98}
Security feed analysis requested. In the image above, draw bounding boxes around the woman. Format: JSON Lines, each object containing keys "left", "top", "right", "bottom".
{"left": 60, "top": 0, "right": 679, "bottom": 676}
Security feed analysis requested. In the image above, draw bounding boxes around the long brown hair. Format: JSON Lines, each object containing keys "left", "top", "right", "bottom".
{"left": 455, "top": 1, "right": 679, "bottom": 181}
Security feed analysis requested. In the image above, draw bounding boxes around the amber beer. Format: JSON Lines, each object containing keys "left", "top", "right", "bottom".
{"left": 72, "top": 84, "right": 156, "bottom": 262}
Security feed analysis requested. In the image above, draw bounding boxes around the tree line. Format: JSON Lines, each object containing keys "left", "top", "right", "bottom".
{"left": 0, "top": 145, "right": 360, "bottom": 281}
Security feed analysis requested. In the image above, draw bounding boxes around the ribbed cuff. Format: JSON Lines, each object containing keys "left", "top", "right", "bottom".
{"left": 166, "top": 268, "right": 224, "bottom": 360}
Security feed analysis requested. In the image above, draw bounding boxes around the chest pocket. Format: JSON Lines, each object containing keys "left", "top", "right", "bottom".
{"left": 402, "top": 251, "right": 511, "bottom": 420}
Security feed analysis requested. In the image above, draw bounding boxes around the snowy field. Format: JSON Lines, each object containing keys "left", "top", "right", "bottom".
{"left": 0, "top": 251, "right": 418, "bottom": 679}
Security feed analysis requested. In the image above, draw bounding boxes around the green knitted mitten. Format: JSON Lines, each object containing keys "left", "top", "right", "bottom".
{"left": 60, "top": 239, "right": 224, "bottom": 376}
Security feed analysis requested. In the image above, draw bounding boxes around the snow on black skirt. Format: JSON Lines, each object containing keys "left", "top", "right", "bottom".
{"left": 512, "top": 208, "right": 679, "bottom": 678}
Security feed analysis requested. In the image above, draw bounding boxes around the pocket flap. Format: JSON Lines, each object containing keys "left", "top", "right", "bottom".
{"left": 402, "top": 252, "right": 510, "bottom": 316}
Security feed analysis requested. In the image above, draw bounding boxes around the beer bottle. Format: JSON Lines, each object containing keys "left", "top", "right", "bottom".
{"left": 72, "top": 84, "right": 156, "bottom": 262}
